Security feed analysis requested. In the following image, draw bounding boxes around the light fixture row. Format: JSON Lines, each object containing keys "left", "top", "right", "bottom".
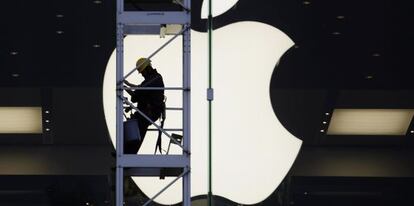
{"left": 44, "top": 110, "right": 51, "bottom": 132}
{"left": 320, "top": 109, "right": 414, "bottom": 136}
{"left": 320, "top": 111, "right": 331, "bottom": 133}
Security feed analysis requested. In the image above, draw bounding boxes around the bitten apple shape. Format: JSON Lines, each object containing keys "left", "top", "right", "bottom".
{"left": 103, "top": 21, "right": 302, "bottom": 205}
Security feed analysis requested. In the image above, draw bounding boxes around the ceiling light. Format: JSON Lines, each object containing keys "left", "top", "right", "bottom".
{"left": 11, "top": 73, "right": 20, "bottom": 78}
{"left": 372, "top": 53, "right": 381, "bottom": 57}
{"left": 332, "top": 32, "right": 341, "bottom": 35}
{"left": 325, "top": 112, "right": 330, "bottom": 116}
{"left": 56, "top": 30, "right": 64, "bottom": 34}
{"left": 336, "top": 15, "right": 345, "bottom": 20}
{"left": 0, "top": 107, "right": 43, "bottom": 134}
{"left": 410, "top": 130, "right": 414, "bottom": 134}
{"left": 45, "top": 128, "right": 50, "bottom": 132}
{"left": 10, "top": 51, "right": 18, "bottom": 55}
{"left": 45, "top": 120, "right": 50, "bottom": 123}
{"left": 303, "top": 1, "right": 311, "bottom": 5}
{"left": 320, "top": 129, "right": 325, "bottom": 133}
{"left": 93, "top": 0, "right": 102, "bottom": 4}
{"left": 322, "top": 121, "right": 327, "bottom": 124}
{"left": 365, "top": 75, "right": 374, "bottom": 79}
{"left": 45, "top": 110, "right": 50, "bottom": 114}
{"left": 327, "top": 109, "right": 414, "bottom": 135}
{"left": 93, "top": 44, "right": 101, "bottom": 48}
{"left": 56, "top": 14, "right": 64, "bottom": 18}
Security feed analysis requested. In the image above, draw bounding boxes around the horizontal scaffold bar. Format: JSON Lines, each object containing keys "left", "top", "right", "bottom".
{"left": 123, "top": 25, "right": 160, "bottom": 35}
{"left": 166, "top": 107, "right": 183, "bottom": 110}
{"left": 119, "top": 154, "right": 189, "bottom": 168}
{"left": 123, "top": 86, "right": 189, "bottom": 91}
{"left": 148, "top": 128, "right": 183, "bottom": 131}
{"left": 118, "top": 11, "right": 189, "bottom": 25}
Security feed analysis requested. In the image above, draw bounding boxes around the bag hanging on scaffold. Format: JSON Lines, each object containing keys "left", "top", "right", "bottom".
{"left": 123, "top": 119, "right": 141, "bottom": 142}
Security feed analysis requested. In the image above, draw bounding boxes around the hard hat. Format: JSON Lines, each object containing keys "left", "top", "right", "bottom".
{"left": 136, "top": 58, "right": 151, "bottom": 73}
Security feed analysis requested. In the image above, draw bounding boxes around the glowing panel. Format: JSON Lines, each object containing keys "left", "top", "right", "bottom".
{"left": 327, "top": 109, "right": 414, "bottom": 135}
{"left": 0, "top": 107, "right": 43, "bottom": 134}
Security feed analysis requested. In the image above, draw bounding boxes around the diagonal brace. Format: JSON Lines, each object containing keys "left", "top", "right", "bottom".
{"left": 142, "top": 168, "right": 190, "bottom": 206}
{"left": 173, "top": 0, "right": 191, "bottom": 12}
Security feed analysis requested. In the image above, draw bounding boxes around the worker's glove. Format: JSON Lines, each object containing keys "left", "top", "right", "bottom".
{"left": 124, "top": 80, "right": 133, "bottom": 87}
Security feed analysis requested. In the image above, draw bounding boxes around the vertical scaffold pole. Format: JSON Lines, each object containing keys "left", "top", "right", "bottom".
{"left": 115, "top": 1, "right": 124, "bottom": 206}
{"left": 182, "top": 1, "right": 192, "bottom": 205}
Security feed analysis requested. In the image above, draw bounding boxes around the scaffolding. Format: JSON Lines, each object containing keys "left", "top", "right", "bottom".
{"left": 115, "top": 0, "right": 191, "bottom": 205}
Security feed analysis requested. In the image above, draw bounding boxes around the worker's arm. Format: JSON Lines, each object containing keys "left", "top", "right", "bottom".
{"left": 124, "top": 80, "right": 138, "bottom": 87}
{"left": 124, "top": 80, "right": 141, "bottom": 97}
{"left": 128, "top": 75, "right": 161, "bottom": 103}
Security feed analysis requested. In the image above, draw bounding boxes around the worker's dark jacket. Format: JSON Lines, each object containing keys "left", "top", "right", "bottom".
{"left": 130, "top": 69, "right": 165, "bottom": 122}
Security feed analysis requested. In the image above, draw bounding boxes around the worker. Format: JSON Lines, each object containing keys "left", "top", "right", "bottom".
{"left": 124, "top": 58, "right": 165, "bottom": 154}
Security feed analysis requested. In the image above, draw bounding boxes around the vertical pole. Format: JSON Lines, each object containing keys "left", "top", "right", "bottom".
{"left": 182, "top": 0, "right": 192, "bottom": 205}
{"left": 207, "top": 0, "right": 213, "bottom": 206}
{"left": 116, "top": 1, "right": 124, "bottom": 206}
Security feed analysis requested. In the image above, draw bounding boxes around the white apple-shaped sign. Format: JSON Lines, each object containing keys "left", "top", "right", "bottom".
{"left": 103, "top": 1, "right": 302, "bottom": 205}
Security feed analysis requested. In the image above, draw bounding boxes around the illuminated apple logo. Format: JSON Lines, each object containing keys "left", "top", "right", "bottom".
{"left": 103, "top": 0, "right": 302, "bottom": 205}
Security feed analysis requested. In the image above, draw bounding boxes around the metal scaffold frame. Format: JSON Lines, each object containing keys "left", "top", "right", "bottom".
{"left": 115, "top": 1, "right": 191, "bottom": 205}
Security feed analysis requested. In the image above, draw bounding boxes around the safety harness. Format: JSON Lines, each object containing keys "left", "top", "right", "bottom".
{"left": 155, "top": 98, "right": 166, "bottom": 154}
